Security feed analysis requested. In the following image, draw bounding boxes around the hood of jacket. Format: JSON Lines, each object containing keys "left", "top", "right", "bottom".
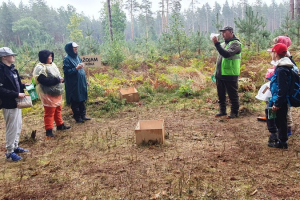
{"left": 38, "top": 50, "right": 54, "bottom": 64}
{"left": 65, "top": 42, "right": 77, "bottom": 58}
{"left": 275, "top": 57, "right": 294, "bottom": 68}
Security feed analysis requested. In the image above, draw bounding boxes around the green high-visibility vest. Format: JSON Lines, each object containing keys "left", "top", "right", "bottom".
{"left": 221, "top": 40, "right": 242, "bottom": 76}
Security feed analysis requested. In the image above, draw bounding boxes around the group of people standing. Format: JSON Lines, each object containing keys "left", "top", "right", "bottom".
{"left": 0, "top": 27, "right": 297, "bottom": 162}
{"left": 0, "top": 41, "right": 90, "bottom": 161}
{"left": 212, "top": 26, "right": 296, "bottom": 149}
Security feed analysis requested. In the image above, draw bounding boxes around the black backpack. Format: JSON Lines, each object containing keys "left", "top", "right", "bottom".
{"left": 287, "top": 68, "right": 300, "bottom": 107}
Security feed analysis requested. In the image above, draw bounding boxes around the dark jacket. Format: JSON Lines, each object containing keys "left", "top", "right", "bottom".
{"left": 63, "top": 42, "right": 87, "bottom": 104}
{"left": 270, "top": 57, "right": 294, "bottom": 107}
{"left": 0, "top": 62, "right": 25, "bottom": 109}
{"left": 215, "top": 35, "right": 242, "bottom": 81}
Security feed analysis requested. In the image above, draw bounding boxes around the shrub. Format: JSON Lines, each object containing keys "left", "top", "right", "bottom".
{"left": 176, "top": 79, "right": 193, "bottom": 97}
{"left": 101, "top": 40, "right": 125, "bottom": 68}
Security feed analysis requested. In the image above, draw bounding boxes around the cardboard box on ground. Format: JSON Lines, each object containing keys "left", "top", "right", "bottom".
{"left": 120, "top": 87, "right": 139, "bottom": 102}
{"left": 135, "top": 120, "right": 165, "bottom": 145}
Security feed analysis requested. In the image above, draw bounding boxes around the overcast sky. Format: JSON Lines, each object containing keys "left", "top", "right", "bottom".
{"left": 1, "top": 0, "right": 285, "bottom": 19}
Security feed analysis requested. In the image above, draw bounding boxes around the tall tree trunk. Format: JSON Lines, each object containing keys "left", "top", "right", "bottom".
{"left": 206, "top": 8, "right": 208, "bottom": 33}
{"left": 107, "top": 0, "right": 113, "bottom": 41}
{"left": 162, "top": 0, "right": 165, "bottom": 32}
{"left": 130, "top": 0, "right": 134, "bottom": 40}
{"left": 191, "top": 0, "right": 194, "bottom": 32}
{"left": 166, "top": 0, "right": 169, "bottom": 32}
{"left": 146, "top": 11, "right": 149, "bottom": 39}
{"left": 290, "top": 0, "right": 295, "bottom": 19}
{"left": 296, "top": 0, "right": 300, "bottom": 17}
{"left": 297, "top": 27, "right": 300, "bottom": 46}
{"left": 18, "top": 35, "right": 21, "bottom": 47}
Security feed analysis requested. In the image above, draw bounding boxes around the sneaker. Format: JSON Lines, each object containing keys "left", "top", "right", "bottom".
{"left": 269, "top": 141, "right": 288, "bottom": 149}
{"left": 6, "top": 152, "right": 22, "bottom": 161}
{"left": 215, "top": 113, "right": 227, "bottom": 117}
{"left": 14, "top": 147, "right": 29, "bottom": 153}
{"left": 57, "top": 123, "right": 71, "bottom": 131}
{"left": 257, "top": 116, "right": 267, "bottom": 122}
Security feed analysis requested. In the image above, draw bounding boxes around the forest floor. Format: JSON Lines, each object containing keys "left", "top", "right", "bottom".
{"left": 1, "top": 97, "right": 300, "bottom": 199}
{"left": 1, "top": 52, "right": 300, "bottom": 199}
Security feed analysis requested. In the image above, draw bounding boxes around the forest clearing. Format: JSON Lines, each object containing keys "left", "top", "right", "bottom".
{"left": 1, "top": 0, "right": 300, "bottom": 199}
{"left": 1, "top": 51, "right": 300, "bottom": 199}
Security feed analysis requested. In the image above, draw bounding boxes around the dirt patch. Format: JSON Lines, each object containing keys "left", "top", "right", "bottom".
{"left": 1, "top": 101, "right": 300, "bottom": 199}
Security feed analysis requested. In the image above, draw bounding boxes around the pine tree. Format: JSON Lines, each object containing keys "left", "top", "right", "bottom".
{"left": 235, "top": 6, "right": 265, "bottom": 47}
{"left": 67, "top": 13, "right": 84, "bottom": 42}
{"left": 124, "top": 0, "right": 139, "bottom": 40}
{"left": 0, "top": 2, "right": 14, "bottom": 44}
{"left": 212, "top": 2, "right": 223, "bottom": 32}
{"left": 222, "top": 0, "right": 232, "bottom": 27}
{"left": 107, "top": 0, "right": 113, "bottom": 41}
{"left": 290, "top": 14, "right": 300, "bottom": 45}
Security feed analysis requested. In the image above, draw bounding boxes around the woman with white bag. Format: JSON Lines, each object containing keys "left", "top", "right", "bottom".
{"left": 0, "top": 47, "right": 29, "bottom": 161}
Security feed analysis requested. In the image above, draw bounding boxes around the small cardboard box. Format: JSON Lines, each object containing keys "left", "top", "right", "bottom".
{"left": 120, "top": 87, "right": 139, "bottom": 102}
{"left": 135, "top": 120, "right": 165, "bottom": 145}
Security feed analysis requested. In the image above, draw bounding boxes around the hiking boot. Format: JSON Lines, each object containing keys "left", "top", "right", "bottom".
{"left": 6, "top": 152, "right": 22, "bottom": 161}
{"left": 46, "top": 129, "right": 55, "bottom": 137}
{"left": 268, "top": 139, "right": 278, "bottom": 147}
{"left": 257, "top": 116, "right": 267, "bottom": 122}
{"left": 226, "top": 114, "right": 238, "bottom": 119}
{"left": 14, "top": 147, "right": 29, "bottom": 153}
{"left": 76, "top": 118, "right": 85, "bottom": 123}
{"left": 287, "top": 126, "right": 292, "bottom": 137}
{"left": 82, "top": 116, "right": 91, "bottom": 121}
{"left": 215, "top": 113, "right": 227, "bottom": 117}
{"left": 269, "top": 141, "right": 288, "bottom": 149}
{"left": 57, "top": 123, "right": 71, "bottom": 131}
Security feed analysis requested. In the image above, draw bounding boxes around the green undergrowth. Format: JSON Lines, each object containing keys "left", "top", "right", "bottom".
{"left": 21, "top": 51, "right": 273, "bottom": 119}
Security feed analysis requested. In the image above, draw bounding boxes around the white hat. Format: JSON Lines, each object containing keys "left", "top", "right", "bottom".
{"left": 0, "top": 47, "right": 17, "bottom": 57}
{"left": 72, "top": 42, "right": 79, "bottom": 47}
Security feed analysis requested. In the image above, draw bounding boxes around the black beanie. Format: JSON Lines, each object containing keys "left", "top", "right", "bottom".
{"left": 38, "top": 50, "right": 54, "bottom": 64}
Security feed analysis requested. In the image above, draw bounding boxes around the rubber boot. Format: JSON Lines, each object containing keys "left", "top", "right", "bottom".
{"left": 46, "top": 129, "right": 55, "bottom": 138}
{"left": 57, "top": 123, "right": 71, "bottom": 131}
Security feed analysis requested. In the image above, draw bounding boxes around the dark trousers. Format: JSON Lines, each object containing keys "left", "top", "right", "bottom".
{"left": 71, "top": 101, "right": 86, "bottom": 120}
{"left": 265, "top": 108, "right": 278, "bottom": 141}
{"left": 216, "top": 79, "right": 239, "bottom": 115}
{"left": 273, "top": 103, "right": 288, "bottom": 143}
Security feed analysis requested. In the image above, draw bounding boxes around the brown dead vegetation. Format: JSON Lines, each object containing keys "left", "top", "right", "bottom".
{"left": 1, "top": 53, "right": 300, "bottom": 199}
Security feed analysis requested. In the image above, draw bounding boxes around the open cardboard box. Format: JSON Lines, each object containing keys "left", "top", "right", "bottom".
{"left": 119, "top": 87, "right": 139, "bottom": 102}
{"left": 135, "top": 120, "right": 165, "bottom": 145}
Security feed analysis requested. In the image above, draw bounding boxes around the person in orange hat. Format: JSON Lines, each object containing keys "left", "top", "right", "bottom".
{"left": 267, "top": 43, "right": 293, "bottom": 149}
